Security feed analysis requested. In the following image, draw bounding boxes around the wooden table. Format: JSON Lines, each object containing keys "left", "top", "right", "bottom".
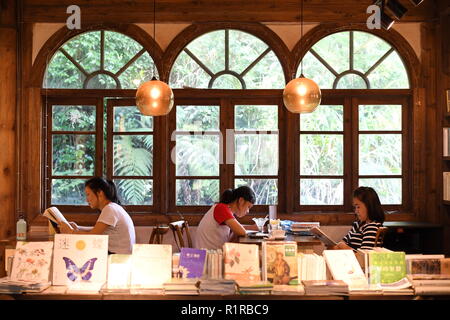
{"left": 239, "top": 234, "right": 322, "bottom": 248}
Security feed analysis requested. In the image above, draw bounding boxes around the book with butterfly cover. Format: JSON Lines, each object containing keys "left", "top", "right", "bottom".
{"left": 130, "top": 244, "right": 172, "bottom": 289}
{"left": 179, "top": 248, "right": 207, "bottom": 279}
{"left": 223, "top": 242, "right": 260, "bottom": 282}
{"left": 52, "top": 234, "right": 108, "bottom": 287}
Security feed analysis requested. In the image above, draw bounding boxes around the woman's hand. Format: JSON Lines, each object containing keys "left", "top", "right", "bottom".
{"left": 59, "top": 221, "right": 75, "bottom": 234}
{"left": 69, "top": 221, "right": 79, "bottom": 231}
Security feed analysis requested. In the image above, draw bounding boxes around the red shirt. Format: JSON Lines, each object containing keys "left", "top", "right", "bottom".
{"left": 213, "top": 203, "right": 235, "bottom": 225}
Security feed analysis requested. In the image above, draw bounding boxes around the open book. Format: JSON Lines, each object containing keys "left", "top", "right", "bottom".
{"left": 42, "top": 207, "right": 73, "bottom": 232}
{"left": 310, "top": 226, "right": 337, "bottom": 247}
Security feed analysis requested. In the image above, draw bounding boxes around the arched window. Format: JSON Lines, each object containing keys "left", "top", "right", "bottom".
{"left": 169, "top": 29, "right": 285, "bottom": 89}
{"left": 44, "top": 30, "right": 157, "bottom": 89}
{"left": 298, "top": 31, "right": 410, "bottom": 89}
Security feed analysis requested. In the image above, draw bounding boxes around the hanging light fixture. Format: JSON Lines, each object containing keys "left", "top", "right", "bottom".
{"left": 136, "top": 0, "right": 174, "bottom": 116}
{"left": 283, "top": 0, "right": 321, "bottom": 114}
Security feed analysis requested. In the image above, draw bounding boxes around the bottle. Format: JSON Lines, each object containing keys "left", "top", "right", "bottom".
{"left": 16, "top": 215, "right": 27, "bottom": 241}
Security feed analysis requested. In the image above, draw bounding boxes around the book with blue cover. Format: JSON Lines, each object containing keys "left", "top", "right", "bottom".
{"left": 179, "top": 248, "right": 207, "bottom": 278}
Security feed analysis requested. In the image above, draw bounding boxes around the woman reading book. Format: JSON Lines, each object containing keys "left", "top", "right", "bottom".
{"left": 59, "top": 177, "right": 136, "bottom": 254}
{"left": 194, "top": 186, "right": 256, "bottom": 250}
{"left": 330, "top": 186, "right": 385, "bottom": 251}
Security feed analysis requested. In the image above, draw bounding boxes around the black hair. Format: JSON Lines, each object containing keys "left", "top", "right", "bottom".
{"left": 353, "top": 186, "right": 385, "bottom": 223}
{"left": 85, "top": 177, "right": 121, "bottom": 205}
{"left": 220, "top": 186, "right": 256, "bottom": 205}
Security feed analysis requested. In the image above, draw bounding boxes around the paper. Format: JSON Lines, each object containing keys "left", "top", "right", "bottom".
{"left": 10, "top": 241, "right": 54, "bottom": 283}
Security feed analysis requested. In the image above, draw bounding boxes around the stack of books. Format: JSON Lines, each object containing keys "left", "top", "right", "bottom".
{"left": 271, "top": 284, "right": 305, "bottom": 295}
{"left": 297, "top": 253, "right": 327, "bottom": 281}
{"left": 236, "top": 281, "right": 273, "bottom": 295}
{"left": 0, "top": 278, "right": 51, "bottom": 294}
{"left": 163, "top": 278, "right": 199, "bottom": 295}
{"left": 302, "top": 280, "right": 349, "bottom": 295}
{"left": 289, "top": 222, "right": 320, "bottom": 236}
{"left": 203, "top": 249, "right": 223, "bottom": 279}
{"left": 199, "top": 279, "right": 236, "bottom": 295}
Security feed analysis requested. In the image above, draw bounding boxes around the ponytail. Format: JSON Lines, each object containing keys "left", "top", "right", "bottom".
{"left": 220, "top": 186, "right": 256, "bottom": 204}
{"left": 85, "top": 177, "right": 121, "bottom": 205}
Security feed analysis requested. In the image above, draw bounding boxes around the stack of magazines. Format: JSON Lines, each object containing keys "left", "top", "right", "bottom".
{"left": 199, "top": 279, "right": 236, "bottom": 295}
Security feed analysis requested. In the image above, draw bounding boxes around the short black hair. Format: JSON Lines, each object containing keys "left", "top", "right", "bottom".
{"left": 353, "top": 186, "right": 385, "bottom": 223}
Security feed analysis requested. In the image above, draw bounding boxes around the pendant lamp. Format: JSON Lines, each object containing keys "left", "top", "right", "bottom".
{"left": 136, "top": 0, "right": 174, "bottom": 116}
{"left": 283, "top": 0, "right": 321, "bottom": 113}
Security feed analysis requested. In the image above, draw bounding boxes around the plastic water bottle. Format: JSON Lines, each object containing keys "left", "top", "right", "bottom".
{"left": 16, "top": 215, "right": 27, "bottom": 241}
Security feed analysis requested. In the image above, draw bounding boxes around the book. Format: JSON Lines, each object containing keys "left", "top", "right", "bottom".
{"left": 310, "top": 227, "right": 337, "bottom": 247}
{"left": 366, "top": 251, "right": 406, "bottom": 284}
{"left": 323, "top": 250, "right": 368, "bottom": 291}
{"left": 302, "top": 280, "right": 349, "bottom": 295}
{"left": 42, "top": 206, "right": 73, "bottom": 232}
{"left": 52, "top": 234, "right": 108, "bottom": 287}
{"left": 179, "top": 248, "right": 207, "bottom": 279}
{"left": 262, "top": 241, "right": 298, "bottom": 284}
{"left": 130, "top": 244, "right": 172, "bottom": 289}
{"left": 10, "top": 241, "right": 54, "bottom": 283}
{"left": 223, "top": 242, "right": 260, "bottom": 282}
{"left": 405, "top": 254, "right": 445, "bottom": 275}
{"left": 104, "top": 254, "right": 132, "bottom": 292}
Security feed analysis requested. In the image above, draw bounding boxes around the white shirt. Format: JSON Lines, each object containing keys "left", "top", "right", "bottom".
{"left": 97, "top": 202, "right": 136, "bottom": 254}
{"left": 195, "top": 204, "right": 232, "bottom": 250}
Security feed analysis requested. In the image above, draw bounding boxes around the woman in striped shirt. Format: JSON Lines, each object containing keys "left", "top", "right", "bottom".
{"left": 332, "top": 186, "right": 385, "bottom": 250}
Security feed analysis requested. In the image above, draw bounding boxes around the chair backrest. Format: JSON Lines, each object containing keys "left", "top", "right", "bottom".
{"left": 149, "top": 224, "right": 169, "bottom": 244}
{"left": 374, "top": 226, "right": 388, "bottom": 247}
{"left": 169, "top": 220, "right": 193, "bottom": 250}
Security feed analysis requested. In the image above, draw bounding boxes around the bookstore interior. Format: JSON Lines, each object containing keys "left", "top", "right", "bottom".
{"left": 1, "top": 0, "right": 450, "bottom": 304}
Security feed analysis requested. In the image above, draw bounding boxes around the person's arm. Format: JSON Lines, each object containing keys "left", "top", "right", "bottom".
{"left": 224, "top": 218, "right": 247, "bottom": 237}
{"left": 59, "top": 220, "right": 109, "bottom": 235}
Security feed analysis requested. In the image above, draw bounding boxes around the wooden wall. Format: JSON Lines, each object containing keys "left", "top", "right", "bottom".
{"left": 0, "top": 0, "right": 17, "bottom": 276}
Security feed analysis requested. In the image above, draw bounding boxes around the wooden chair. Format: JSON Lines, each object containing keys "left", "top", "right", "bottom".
{"left": 374, "top": 226, "right": 388, "bottom": 247}
{"left": 149, "top": 224, "right": 169, "bottom": 244}
{"left": 169, "top": 220, "right": 193, "bottom": 250}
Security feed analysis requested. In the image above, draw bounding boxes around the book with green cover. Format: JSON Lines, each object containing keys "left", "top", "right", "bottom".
{"left": 368, "top": 251, "right": 406, "bottom": 284}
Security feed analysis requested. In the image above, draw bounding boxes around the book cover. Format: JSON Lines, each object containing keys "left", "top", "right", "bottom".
{"left": 223, "top": 242, "right": 260, "bottom": 282}
{"left": 130, "top": 244, "right": 172, "bottom": 289}
{"left": 179, "top": 248, "right": 207, "bottom": 279}
{"left": 367, "top": 251, "right": 406, "bottom": 284}
{"left": 52, "top": 234, "right": 108, "bottom": 286}
{"left": 323, "top": 250, "right": 368, "bottom": 290}
{"left": 10, "top": 241, "right": 54, "bottom": 283}
{"left": 262, "top": 241, "right": 297, "bottom": 284}
{"left": 105, "top": 254, "right": 132, "bottom": 291}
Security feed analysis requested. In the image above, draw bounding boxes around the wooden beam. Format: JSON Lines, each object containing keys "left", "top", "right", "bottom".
{"left": 22, "top": 0, "right": 437, "bottom": 24}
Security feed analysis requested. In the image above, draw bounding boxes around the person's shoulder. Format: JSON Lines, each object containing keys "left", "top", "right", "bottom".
{"left": 102, "top": 202, "right": 124, "bottom": 214}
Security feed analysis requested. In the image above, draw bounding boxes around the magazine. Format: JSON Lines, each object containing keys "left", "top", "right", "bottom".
{"left": 310, "top": 226, "right": 337, "bottom": 247}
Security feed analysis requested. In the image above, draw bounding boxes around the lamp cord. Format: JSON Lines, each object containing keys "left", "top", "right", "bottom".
{"left": 153, "top": 0, "right": 156, "bottom": 79}
{"left": 300, "top": 0, "right": 304, "bottom": 77}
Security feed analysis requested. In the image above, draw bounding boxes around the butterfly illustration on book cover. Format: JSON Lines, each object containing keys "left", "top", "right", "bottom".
{"left": 63, "top": 257, "right": 98, "bottom": 281}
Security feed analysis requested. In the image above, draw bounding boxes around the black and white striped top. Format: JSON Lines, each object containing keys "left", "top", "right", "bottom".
{"left": 343, "top": 221, "right": 382, "bottom": 250}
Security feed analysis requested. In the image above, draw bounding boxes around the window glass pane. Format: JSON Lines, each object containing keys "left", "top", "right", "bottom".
{"left": 353, "top": 31, "right": 391, "bottom": 74}
{"left": 235, "top": 179, "right": 278, "bottom": 205}
{"left": 114, "top": 179, "right": 153, "bottom": 205}
{"left": 359, "top": 134, "right": 401, "bottom": 175}
{"left": 113, "top": 135, "right": 153, "bottom": 176}
{"left": 44, "top": 51, "right": 86, "bottom": 88}
{"left": 118, "top": 52, "right": 157, "bottom": 89}
{"left": 212, "top": 74, "right": 243, "bottom": 89}
{"left": 300, "top": 179, "right": 343, "bottom": 205}
{"left": 52, "top": 105, "right": 96, "bottom": 131}
{"left": 235, "top": 105, "right": 278, "bottom": 131}
{"left": 176, "top": 106, "right": 219, "bottom": 131}
{"left": 114, "top": 106, "right": 153, "bottom": 132}
{"left": 176, "top": 179, "right": 219, "bottom": 205}
{"left": 104, "top": 31, "right": 143, "bottom": 74}
{"left": 176, "top": 135, "right": 220, "bottom": 176}
{"left": 243, "top": 51, "right": 285, "bottom": 89}
{"left": 229, "top": 30, "right": 268, "bottom": 74}
{"left": 62, "top": 31, "right": 101, "bottom": 74}
{"left": 52, "top": 134, "right": 95, "bottom": 175}
{"left": 187, "top": 30, "right": 225, "bottom": 74}
{"left": 359, "top": 105, "right": 402, "bottom": 131}
{"left": 235, "top": 134, "right": 278, "bottom": 175}
{"left": 51, "top": 179, "right": 87, "bottom": 205}
{"left": 310, "top": 32, "right": 349, "bottom": 74}
{"left": 300, "top": 134, "right": 343, "bottom": 175}
{"left": 86, "top": 73, "right": 117, "bottom": 89}
{"left": 367, "top": 51, "right": 409, "bottom": 88}
{"left": 300, "top": 105, "right": 343, "bottom": 131}
{"left": 169, "top": 51, "right": 212, "bottom": 88}
{"left": 336, "top": 73, "right": 367, "bottom": 89}
{"left": 300, "top": 51, "right": 335, "bottom": 89}
{"left": 358, "top": 178, "right": 401, "bottom": 205}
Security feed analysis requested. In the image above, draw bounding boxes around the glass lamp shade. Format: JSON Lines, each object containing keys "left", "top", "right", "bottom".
{"left": 283, "top": 76, "right": 321, "bottom": 113}
{"left": 136, "top": 79, "right": 174, "bottom": 116}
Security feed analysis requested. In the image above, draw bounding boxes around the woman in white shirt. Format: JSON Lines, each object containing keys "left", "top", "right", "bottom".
{"left": 59, "top": 177, "right": 136, "bottom": 254}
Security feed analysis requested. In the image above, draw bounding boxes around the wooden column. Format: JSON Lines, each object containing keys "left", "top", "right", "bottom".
{"left": 0, "top": 0, "right": 18, "bottom": 277}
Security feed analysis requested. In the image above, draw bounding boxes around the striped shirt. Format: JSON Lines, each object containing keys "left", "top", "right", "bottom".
{"left": 343, "top": 221, "right": 382, "bottom": 250}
